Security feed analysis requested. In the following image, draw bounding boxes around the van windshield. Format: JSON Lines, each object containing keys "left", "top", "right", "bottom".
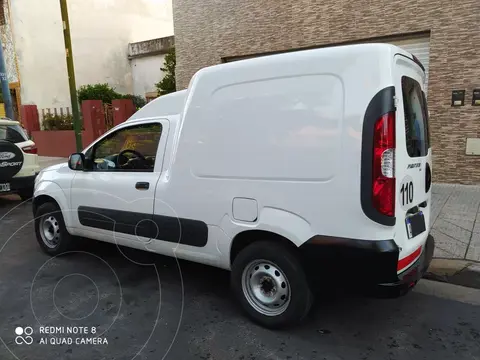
{"left": 402, "top": 76, "right": 430, "bottom": 157}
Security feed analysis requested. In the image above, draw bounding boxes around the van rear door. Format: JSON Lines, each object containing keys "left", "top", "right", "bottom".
{"left": 393, "top": 54, "right": 432, "bottom": 273}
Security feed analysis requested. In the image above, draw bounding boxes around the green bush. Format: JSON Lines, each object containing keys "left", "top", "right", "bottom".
{"left": 43, "top": 113, "right": 74, "bottom": 131}
{"left": 77, "top": 84, "right": 146, "bottom": 110}
{"left": 122, "top": 94, "right": 147, "bottom": 109}
{"left": 77, "top": 83, "right": 121, "bottom": 104}
{"left": 155, "top": 47, "right": 176, "bottom": 95}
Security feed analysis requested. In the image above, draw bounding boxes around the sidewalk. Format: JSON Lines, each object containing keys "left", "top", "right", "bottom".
{"left": 37, "top": 157, "right": 480, "bottom": 262}
{"left": 431, "top": 184, "right": 480, "bottom": 262}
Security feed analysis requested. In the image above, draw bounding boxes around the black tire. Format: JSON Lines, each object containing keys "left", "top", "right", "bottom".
{"left": 18, "top": 188, "right": 33, "bottom": 202}
{"left": 34, "top": 202, "right": 74, "bottom": 255}
{"left": 231, "top": 241, "right": 314, "bottom": 329}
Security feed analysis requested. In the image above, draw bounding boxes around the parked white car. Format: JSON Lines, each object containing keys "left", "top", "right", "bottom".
{"left": 0, "top": 118, "right": 40, "bottom": 200}
{"left": 33, "top": 43, "right": 435, "bottom": 328}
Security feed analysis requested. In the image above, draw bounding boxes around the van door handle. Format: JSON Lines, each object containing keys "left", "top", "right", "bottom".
{"left": 135, "top": 182, "right": 150, "bottom": 190}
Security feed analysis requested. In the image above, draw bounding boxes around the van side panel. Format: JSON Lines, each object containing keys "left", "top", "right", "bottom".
{"left": 157, "top": 45, "right": 403, "bottom": 266}
{"left": 191, "top": 74, "right": 343, "bottom": 181}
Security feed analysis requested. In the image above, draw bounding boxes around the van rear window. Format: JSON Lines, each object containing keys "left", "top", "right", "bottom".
{"left": 402, "top": 76, "right": 430, "bottom": 157}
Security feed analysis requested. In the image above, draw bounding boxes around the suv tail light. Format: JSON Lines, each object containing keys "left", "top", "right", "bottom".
{"left": 22, "top": 145, "right": 38, "bottom": 154}
{"left": 372, "top": 112, "right": 396, "bottom": 217}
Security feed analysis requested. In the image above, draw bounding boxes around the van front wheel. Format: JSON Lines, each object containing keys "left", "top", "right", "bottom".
{"left": 231, "top": 241, "right": 313, "bottom": 328}
{"left": 34, "top": 202, "right": 74, "bottom": 256}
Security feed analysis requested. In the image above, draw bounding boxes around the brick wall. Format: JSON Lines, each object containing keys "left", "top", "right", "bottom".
{"left": 173, "top": 0, "right": 480, "bottom": 184}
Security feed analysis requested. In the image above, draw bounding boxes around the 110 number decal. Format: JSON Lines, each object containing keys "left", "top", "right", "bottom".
{"left": 400, "top": 181, "right": 414, "bottom": 206}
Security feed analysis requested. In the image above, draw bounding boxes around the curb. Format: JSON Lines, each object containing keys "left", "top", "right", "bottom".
{"left": 425, "top": 259, "right": 480, "bottom": 289}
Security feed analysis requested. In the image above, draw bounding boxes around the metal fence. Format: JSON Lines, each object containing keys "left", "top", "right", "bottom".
{"left": 39, "top": 107, "right": 73, "bottom": 130}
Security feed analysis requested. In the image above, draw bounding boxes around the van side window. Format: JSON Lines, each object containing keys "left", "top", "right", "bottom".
{"left": 90, "top": 123, "right": 162, "bottom": 172}
{"left": 402, "top": 76, "right": 429, "bottom": 157}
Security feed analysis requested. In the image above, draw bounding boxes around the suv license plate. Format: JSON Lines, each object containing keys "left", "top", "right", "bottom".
{"left": 406, "top": 211, "right": 426, "bottom": 239}
{"left": 0, "top": 183, "right": 11, "bottom": 192}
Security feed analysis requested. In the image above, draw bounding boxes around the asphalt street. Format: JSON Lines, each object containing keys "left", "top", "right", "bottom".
{"left": 0, "top": 195, "right": 479, "bottom": 360}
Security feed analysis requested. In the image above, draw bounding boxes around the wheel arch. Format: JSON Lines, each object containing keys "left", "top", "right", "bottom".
{"left": 32, "top": 194, "right": 61, "bottom": 215}
{"left": 230, "top": 230, "right": 298, "bottom": 266}
{"left": 33, "top": 181, "right": 71, "bottom": 226}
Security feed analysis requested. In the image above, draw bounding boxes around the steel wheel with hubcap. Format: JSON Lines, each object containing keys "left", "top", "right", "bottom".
{"left": 39, "top": 214, "right": 61, "bottom": 249}
{"left": 242, "top": 260, "right": 290, "bottom": 316}
{"left": 34, "top": 201, "right": 74, "bottom": 255}
{"left": 231, "top": 240, "right": 313, "bottom": 328}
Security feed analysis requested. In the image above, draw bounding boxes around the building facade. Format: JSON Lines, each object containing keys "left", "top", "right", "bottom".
{"left": 0, "top": 0, "right": 173, "bottom": 113}
{"left": 173, "top": 0, "right": 480, "bottom": 184}
{"left": 128, "top": 35, "right": 174, "bottom": 101}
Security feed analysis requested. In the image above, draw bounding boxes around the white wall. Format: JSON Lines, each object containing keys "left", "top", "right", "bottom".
{"left": 131, "top": 54, "right": 166, "bottom": 97}
{"left": 9, "top": 0, "right": 173, "bottom": 110}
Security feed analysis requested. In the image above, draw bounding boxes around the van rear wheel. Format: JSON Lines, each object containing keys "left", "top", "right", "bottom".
{"left": 231, "top": 241, "right": 313, "bottom": 328}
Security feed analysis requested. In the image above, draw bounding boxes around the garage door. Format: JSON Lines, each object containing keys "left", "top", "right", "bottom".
{"left": 389, "top": 37, "right": 430, "bottom": 93}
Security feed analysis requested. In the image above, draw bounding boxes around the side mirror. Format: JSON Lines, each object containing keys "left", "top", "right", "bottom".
{"left": 68, "top": 153, "right": 85, "bottom": 171}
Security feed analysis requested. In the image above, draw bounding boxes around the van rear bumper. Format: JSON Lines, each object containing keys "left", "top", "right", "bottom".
{"left": 299, "top": 233, "right": 435, "bottom": 292}
{"left": 376, "top": 233, "right": 435, "bottom": 296}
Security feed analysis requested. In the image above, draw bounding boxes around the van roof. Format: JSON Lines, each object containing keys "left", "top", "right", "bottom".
{"left": 128, "top": 90, "right": 187, "bottom": 121}
{"left": 184, "top": 43, "right": 424, "bottom": 100}
{"left": 128, "top": 44, "right": 417, "bottom": 122}
{"left": 199, "top": 43, "right": 414, "bottom": 76}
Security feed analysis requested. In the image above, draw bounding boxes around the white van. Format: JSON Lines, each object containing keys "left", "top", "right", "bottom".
{"left": 32, "top": 43, "right": 434, "bottom": 328}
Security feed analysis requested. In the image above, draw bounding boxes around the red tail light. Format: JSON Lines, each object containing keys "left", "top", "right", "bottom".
{"left": 22, "top": 145, "right": 38, "bottom": 154}
{"left": 372, "top": 112, "right": 395, "bottom": 217}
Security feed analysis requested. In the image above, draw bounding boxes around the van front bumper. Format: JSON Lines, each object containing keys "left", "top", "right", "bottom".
{"left": 299, "top": 233, "right": 435, "bottom": 294}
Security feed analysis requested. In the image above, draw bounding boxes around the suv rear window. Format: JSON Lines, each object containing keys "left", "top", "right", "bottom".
{"left": 402, "top": 76, "right": 430, "bottom": 157}
{"left": 0, "top": 124, "right": 28, "bottom": 143}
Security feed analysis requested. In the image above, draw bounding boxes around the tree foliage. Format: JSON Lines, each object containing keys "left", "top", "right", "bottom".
{"left": 77, "top": 83, "right": 121, "bottom": 104}
{"left": 122, "top": 94, "right": 147, "bottom": 109}
{"left": 78, "top": 83, "right": 123, "bottom": 104}
{"left": 77, "top": 83, "right": 146, "bottom": 109}
{"left": 155, "top": 47, "right": 176, "bottom": 95}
